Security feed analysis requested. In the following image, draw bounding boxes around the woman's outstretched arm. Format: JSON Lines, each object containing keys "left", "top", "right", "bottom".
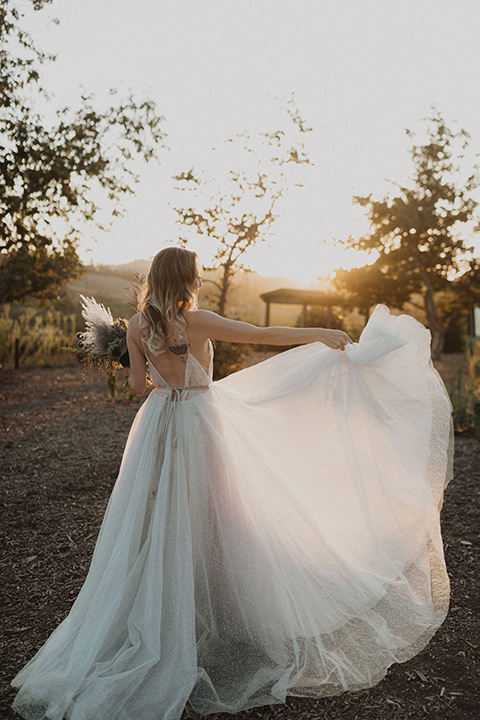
{"left": 192, "top": 310, "right": 352, "bottom": 350}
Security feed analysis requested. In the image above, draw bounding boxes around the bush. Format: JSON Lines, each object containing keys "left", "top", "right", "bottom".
{"left": 296, "top": 306, "right": 345, "bottom": 330}
{"left": 0, "top": 303, "right": 77, "bottom": 368}
{"left": 213, "top": 341, "right": 251, "bottom": 380}
{"left": 444, "top": 315, "right": 468, "bottom": 354}
{"left": 447, "top": 345, "right": 480, "bottom": 435}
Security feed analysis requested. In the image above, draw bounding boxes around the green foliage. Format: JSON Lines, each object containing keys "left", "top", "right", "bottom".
{"left": 0, "top": 302, "right": 76, "bottom": 368}
{"left": 213, "top": 342, "right": 252, "bottom": 380}
{"left": 334, "top": 263, "right": 412, "bottom": 316}
{"left": 443, "top": 314, "right": 468, "bottom": 354}
{"left": 1, "top": 243, "right": 82, "bottom": 303}
{"left": 350, "top": 115, "right": 477, "bottom": 274}
{"left": 296, "top": 306, "right": 345, "bottom": 331}
{"left": 448, "top": 359, "right": 473, "bottom": 434}
{"left": 62, "top": 344, "right": 136, "bottom": 401}
{"left": 174, "top": 96, "right": 312, "bottom": 316}
{"left": 447, "top": 345, "right": 480, "bottom": 435}
{"left": 337, "top": 112, "right": 479, "bottom": 359}
{"left": 0, "top": 0, "right": 165, "bottom": 303}
{"left": 474, "top": 398, "right": 480, "bottom": 443}
{"left": 0, "top": 1, "right": 54, "bottom": 112}
{"left": 106, "top": 367, "right": 118, "bottom": 401}
{"left": 63, "top": 344, "right": 136, "bottom": 402}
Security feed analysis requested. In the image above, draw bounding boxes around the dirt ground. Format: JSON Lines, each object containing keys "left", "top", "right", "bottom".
{"left": 1, "top": 358, "right": 479, "bottom": 720}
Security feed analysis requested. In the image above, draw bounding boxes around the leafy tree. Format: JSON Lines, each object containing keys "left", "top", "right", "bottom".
{"left": 174, "top": 97, "right": 312, "bottom": 316}
{"left": 337, "top": 113, "right": 479, "bottom": 359}
{"left": 0, "top": 0, "right": 166, "bottom": 303}
{"left": 334, "top": 261, "right": 414, "bottom": 321}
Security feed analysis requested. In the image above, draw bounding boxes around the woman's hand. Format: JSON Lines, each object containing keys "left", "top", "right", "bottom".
{"left": 317, "top": 329, "right": 353, "bottom": 350}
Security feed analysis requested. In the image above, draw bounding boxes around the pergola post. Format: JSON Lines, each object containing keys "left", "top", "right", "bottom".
{"left": 264, "top": 301, "right": 270, "bottom": 328}
{"left": 300, "top": 305, "right": 307, "bottom": 328}
{"left": 259, "top": 289, "right": 345, "bottom": 347}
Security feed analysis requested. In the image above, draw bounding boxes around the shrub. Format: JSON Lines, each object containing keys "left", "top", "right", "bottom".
{"left": 447, "top": 344, "right": 480, "bottom": 435}
{"left": 213, "top": 341, "right": 251, "bottom": 380}
{"left": 0, "top": 303, "right": 77, "bottom": 368}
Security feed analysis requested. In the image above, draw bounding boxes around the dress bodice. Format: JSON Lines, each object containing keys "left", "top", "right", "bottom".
{"left": 146, "top": 341, "right": 213, "bottom": 400}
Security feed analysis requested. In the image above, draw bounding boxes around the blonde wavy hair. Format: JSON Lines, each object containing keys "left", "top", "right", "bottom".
{"left": 138, "top": 247, "right": 199, "bottom": 355}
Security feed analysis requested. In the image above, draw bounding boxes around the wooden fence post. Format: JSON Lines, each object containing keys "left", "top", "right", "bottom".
{"left": 14, "top": 338, "right": 20, "bottom": 369}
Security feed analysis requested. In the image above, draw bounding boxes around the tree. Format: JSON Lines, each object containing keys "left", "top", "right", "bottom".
{"left": 337, "top": 113, "right": 479, "bottom": 359}
{"left": 334, "top": 261, "right": 413, "bottom": 321}
{"left": 0, "top": 0, "right": 166, "bottom": 303}
{"left": 174, "top": 97, "right": 312, "bottom": 316}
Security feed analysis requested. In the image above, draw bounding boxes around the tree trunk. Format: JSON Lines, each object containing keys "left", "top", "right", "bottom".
{"left": 217, "top": 263, "right": 232, "bottom": 317}
{"left": 422, "top": 274, "right": 445, "bottom": 362}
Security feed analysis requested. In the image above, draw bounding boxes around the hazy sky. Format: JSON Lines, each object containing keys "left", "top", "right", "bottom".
{"left": 23, "top": 0, "right": 480, "bottom": 283}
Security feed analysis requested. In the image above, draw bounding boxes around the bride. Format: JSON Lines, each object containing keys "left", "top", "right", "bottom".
{"left": 12, "top": 247, "right": 452, "bottom": 720}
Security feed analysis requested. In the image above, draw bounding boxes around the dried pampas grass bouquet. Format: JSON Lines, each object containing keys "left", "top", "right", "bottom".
{"left": 71, "top": 295, "right": 130, "bottom": 370}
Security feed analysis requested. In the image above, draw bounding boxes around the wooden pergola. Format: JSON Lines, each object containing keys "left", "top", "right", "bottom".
{"left": 260, "top": 288, "right": 344, "bottom": 327}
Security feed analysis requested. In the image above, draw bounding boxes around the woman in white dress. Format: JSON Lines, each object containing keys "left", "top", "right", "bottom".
{"left": 12, "top": 247, "right": 452, "bottom": 720}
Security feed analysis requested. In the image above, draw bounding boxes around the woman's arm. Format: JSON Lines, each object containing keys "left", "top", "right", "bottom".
{"left": 194, "top": 310, "right": 352, "bottom": 350}
{"left": 125, "top": 314, "right": 148, "bottom": 395}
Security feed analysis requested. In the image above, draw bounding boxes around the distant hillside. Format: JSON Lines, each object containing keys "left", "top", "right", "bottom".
{"left": 68, "top": 271, "right": 136, "bottom": 306}
{"left": 67, "top": 262, "right": 331, "bottom": 326}
{"left": 93, "top": 259, "right": 153, "bottom": 279}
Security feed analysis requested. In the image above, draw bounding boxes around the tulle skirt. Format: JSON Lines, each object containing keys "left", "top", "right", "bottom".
{"left": 12, "top": 306, "right": 453, "bottom": 720}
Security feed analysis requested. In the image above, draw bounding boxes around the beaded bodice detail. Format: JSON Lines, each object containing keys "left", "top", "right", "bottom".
{"left": 147, "top": 341, "right": 213, "bottom": 400}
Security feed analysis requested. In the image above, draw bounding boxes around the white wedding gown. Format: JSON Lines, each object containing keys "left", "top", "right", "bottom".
{"left": 12, "top": 305, "right": 453, "bottom": 720}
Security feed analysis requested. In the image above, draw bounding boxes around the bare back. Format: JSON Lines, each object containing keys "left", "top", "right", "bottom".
{"left": 129, "top": 310, "right": 212, "bottom": 389}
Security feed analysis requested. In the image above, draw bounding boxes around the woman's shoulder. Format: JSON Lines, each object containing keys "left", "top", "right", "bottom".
{"left": 127, "top": 312, "right": 143, "bottom": 337}
{"left": 185, "top": 309, "right": 221, "bottom": 333}
{"left": 186, "top": 309, "right": 217, "bottom": 324}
